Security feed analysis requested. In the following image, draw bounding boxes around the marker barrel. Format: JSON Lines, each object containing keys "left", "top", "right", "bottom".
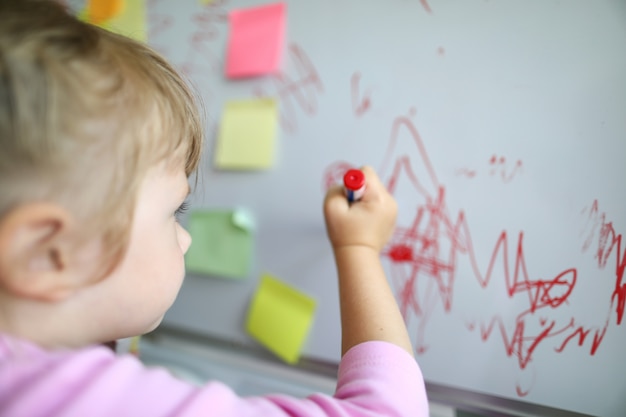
{"left": 343, "top": 169, "right": 366, "bottom": 202}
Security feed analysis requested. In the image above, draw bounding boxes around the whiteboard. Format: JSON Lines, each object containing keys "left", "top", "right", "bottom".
{"left": 138, "top": 1, "right": 626, "bottom": 416}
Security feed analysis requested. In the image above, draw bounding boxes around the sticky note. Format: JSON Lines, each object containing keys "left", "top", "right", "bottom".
{"left": 86, "top": 0, "right": 125, "bottom": 25}
{"left": 215, "top": 99, "right": 278, "bottom": 170}
{"left": 225, "top": 2, "right": 286, "bottom": 78}
{"left": 101, "top": 0, "right": 146, "bottom": 42}
{"left": 246, "top": 274, "right": 317, "bottom": 364}
{"left": 185, "top": 209, "right": 255, "bottom": 279}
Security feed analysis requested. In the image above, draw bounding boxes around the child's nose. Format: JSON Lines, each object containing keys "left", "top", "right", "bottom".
{"left": 177, "top": 224, "right": 192, "bottom": 254}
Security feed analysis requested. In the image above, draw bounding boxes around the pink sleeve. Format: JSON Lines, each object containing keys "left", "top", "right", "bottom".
{"left": 0, "top": 340, "right": 428, "bottom": 417}
{"left": 266, "top": 341, "right": 430, "bottom": 417}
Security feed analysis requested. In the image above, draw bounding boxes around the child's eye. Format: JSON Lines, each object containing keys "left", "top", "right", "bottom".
{"left": 175, "top": 201, "right": 189, "bottom": 220}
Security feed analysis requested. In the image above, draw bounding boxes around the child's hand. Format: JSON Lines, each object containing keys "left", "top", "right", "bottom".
{"left": 324, "top": 167, "right": 413, "bottom": 357}
{"left": 323, "top": 166, "right": 397, "bottom": 253}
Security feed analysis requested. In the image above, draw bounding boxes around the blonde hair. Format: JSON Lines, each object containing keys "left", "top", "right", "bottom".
{"left": 0, "top": 0, "right": 203, "bottom": 275}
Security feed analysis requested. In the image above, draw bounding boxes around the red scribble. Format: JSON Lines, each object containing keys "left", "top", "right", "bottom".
{"left": 455, "top": 168, "right": 477, "bottom": 178}
{"left": 554, "top": 201, "right": 626, "bottom": 354}
{"left": 255, "top": 44, "right": 324, "bottom": 134}
{"left": 351, "top": 72, "right": 372, "bottom": 117}
{"left": 489, "top": 154, "right": 523, "bottom": 183}
{"left": 149, "top": 13, "right": 173, "bottom": 38}
{"left": 379, "top": 113, "right": 577, "bottom": 315}
{"left": 420, "top": 0, "right": 433, "bottom": 14}
{"left": 147, "top": 0, "right": 174, "bottom": 56}
{"left": 457, "top": 155, "right": 523, "bottom": 182}
{"left": 322, "top": 161, "right": 354, "bottom": 192}
{"left": 324, "top": 110, "right": 622, "bottom": 396}
{"left": 180, "top": 1, "right": 229, "bottom": 78}
{"left": 582, "top": 201, "right": 625, "bottom": 325}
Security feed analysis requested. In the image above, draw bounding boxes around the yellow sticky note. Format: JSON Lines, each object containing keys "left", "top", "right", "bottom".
{"left": 87, "top": 0, "right": 125, "bottom": 25}
{"left": 246, "top": 274, "right": 316, "bottom": 364}
{"left": 215, "top": 99, "right": 278, "bottom": 170}
{"left": 199, "top": 0, "right": 215, "bottom": 4}
{"left": 102, "top": 0, "right": 147, "bottom": 42}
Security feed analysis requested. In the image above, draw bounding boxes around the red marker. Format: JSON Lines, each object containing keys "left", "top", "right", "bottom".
{"left": 343, "top": 169, "right": 366, "bottom": 202}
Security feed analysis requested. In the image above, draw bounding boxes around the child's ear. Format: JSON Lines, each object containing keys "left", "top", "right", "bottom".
{"left": 0, "top": 203, "right": 77, "bottom": 302}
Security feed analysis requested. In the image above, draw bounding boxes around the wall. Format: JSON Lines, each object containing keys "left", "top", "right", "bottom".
{"left": 132, "top": 1, "right": 626, "bottom": 415}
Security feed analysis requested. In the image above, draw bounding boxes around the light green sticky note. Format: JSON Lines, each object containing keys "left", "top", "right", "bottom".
{"left": 215, "top": 99, "right": 278, "bottom": 170}
{"left": 246, "top": 274, "right": 317, "bottom": 364}
{"left": 102, "top": 0, "right": 146, "bottom": 42}
{"left": 185, "top": 209, "right": 254, "bottom": 279}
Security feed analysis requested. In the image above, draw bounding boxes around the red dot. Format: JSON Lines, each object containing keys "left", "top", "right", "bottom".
{"left": 389, "top": 245, "right": 413, "bottom": 262}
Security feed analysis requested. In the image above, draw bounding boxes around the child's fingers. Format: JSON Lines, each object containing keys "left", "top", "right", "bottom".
{"left": 359, "top": 166, "right": 387, "bottom": 202}
{"left": 326, "top": 166, "right": 388, "bottom": 211}
{"left": 359, "top": 166, "right": 398, "bottom": 224}
{"left": 324, "top": 184, "right": 349, "bottom": 215}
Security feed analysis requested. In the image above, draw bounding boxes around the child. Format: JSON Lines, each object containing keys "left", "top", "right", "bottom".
{"left": 0, "top": 1, "right": 429, "bottom": 416}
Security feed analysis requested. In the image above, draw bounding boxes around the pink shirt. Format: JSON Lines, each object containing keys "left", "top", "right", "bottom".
{"left": 0, "top": 333, "right": 428, "bottom": 417}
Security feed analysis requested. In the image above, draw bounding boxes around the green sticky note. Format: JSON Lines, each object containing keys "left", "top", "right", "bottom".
{"left": 246, "top": 274, "right": 317, "bottom": 364}
{"left": 185, "top": 209, "right": 254, "bottom": 279}
{"left": 215, "top": 99, "right": 278, "bottom": 170}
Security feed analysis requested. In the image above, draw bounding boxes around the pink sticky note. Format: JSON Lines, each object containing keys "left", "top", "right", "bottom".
{"left": 225, "top": 2, "right": 286, "bottom": 79}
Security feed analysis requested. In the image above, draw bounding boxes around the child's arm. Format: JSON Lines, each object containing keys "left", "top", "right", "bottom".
{"left": 323, "top": 166, "right": 414, "bottom": 357}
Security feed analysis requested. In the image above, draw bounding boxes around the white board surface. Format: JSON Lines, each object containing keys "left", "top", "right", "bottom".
{"left": 128, "top": 1, "right": 626, "bottom": 415}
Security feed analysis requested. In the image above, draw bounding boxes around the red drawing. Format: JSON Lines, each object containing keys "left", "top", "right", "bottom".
{"left": 456, "top": 155, "right": 523, "bottom": 183}
{"left": 322, "top": 161, "right": 355, "bottom": 192}
{"left": 149, "top": 13, "right": 173, "bottom": 39}
{"left": 455, "top": 168, "right": 477, "bottom": 178}
{"left": 180, "top": 1, "right": 229, "bottom": 79}
{"left": 147, "top": 0, "right": 174, "bottom": 56}
{"left": 489, "top": 154, "right": 523, "bottom": 182}
{"left": 323, "top": 110, "right": 621, "bottom": 396}
{"left": 554, "top": 201, "right": 626, "bottom": 354}
{"left": 380, "top": 113, "right": 577, "bottom": 395}
{"left": 255, "top": 43, "right": 324, "bottom": 134}
{"left": 351, "top": 72, "right": 372, "bottom": 117}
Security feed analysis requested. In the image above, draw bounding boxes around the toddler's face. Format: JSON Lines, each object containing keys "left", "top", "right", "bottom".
{"left": 91, "top": 163, "right": 192, "bottom": 339}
